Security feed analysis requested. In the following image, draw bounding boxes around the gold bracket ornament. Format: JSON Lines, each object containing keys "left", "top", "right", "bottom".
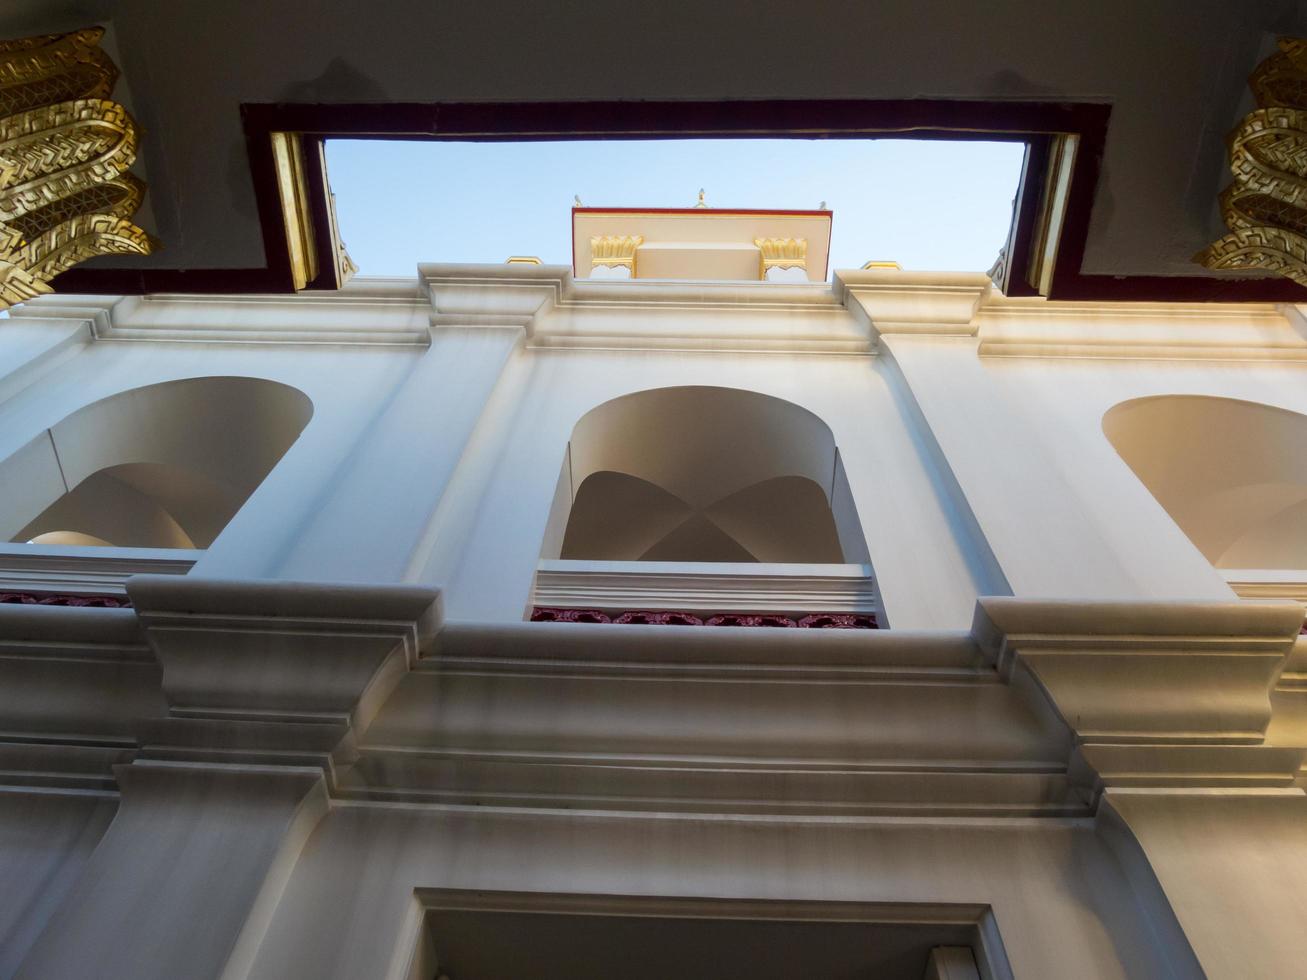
{"left": 755, "top": 237, "right": 807, "bottom": 278}
{"left": 0, "top": 27, "right": 156, "bottom": 308}
{"left": 590, "top": 234, "right": 642, "bottom": 275}
{"left": 1195, "top": 37, "right": 1307, "bottom": 286}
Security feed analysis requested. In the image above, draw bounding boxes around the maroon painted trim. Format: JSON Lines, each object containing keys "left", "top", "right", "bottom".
{"left": 49, "top": 98, "right": 1307, "bottom": 302}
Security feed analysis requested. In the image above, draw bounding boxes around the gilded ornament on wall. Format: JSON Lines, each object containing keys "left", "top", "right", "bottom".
{"left": 0, "top": 27, "right": 155, "bottom": 308}
{"left": 590, "top": 234, "right": 643, "bottom": 274}
{"left": 1195, "top": 37, "right": 1307, "bottom": 286}
{"left": 755, "top": 237, "right": 807, "bottom": 277}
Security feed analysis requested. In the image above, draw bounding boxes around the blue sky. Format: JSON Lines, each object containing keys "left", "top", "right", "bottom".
{"left": 325, "top": 138, "right": 1025, "bottom": 278}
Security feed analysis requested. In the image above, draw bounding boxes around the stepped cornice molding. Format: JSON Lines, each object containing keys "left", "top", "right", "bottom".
{"left": 12, "top": 266, "right": 1307, "bottom": 358}
{"left": 422, "top": 262, "right": 867, "bottom": 354}
{"left": 0, "top": 602, "right": 157, "bottom": 792}
{"left": 6, "top": 280, "right": 431, "bottom": 346}
{"left": 973, "top": 597, "right": 1307, "bottom": 801}
{"left": 125, "top": 576, "right": 440, "bottom": 780}
{"left": 838, "top": 268, "right": 993, "bottom": 337}
{"left": 128, "top": 575, "right": 440, "bottom": 719}
{"left": 975, "top": 295, "right": 1307, "bottom": 360}
{"left": 9, "top": 592, "right": 1307, "bottom": 815}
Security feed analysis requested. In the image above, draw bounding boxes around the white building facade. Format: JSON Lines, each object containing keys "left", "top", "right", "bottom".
{"left": 2, "top": 263, "right": 1307, "bottom": 978}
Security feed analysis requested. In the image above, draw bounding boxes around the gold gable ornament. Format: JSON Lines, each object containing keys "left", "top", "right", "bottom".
{"left": 1195, "top": 37, "right": 1307, "bottom": 286}
{"left": 590, "top": 234, "right": 642, "bottom": 275}
{"left": 0, "top": 27, "right": 155, "bottom": 309}
{"left": 755, "top": 237, "right": 807, "bottom": 279}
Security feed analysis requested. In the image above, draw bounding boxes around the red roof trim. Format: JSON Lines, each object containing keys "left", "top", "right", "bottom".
{"left": 572, "top": 208, "right": 833, "bottom": 217}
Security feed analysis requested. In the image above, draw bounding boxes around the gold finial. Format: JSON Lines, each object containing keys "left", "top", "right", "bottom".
{"left": 695, "top": 188, "right": 707, "bottom": 208}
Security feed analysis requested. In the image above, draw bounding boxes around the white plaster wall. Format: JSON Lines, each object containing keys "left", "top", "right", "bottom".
{"left": 0, "top": 791, "right": 118, "bottom": 977}
{"left": 981, "top": 354, "right": 1307, "bottom": 594}
{"left": 244, "top": 807, "right": 1182, "bottom": 980}
{"left": 416, "top": 346, "right": 997, "bottom": 629}
{"left": 0, "top": 318, "right": 90, "bottom": 405}
{"left": 6, "top": 286, "right": 1305, "bottom": 628}
{"left": 1105, "top": 789, "right": 1307, "bottom": 980}
{"left": 0, "top": 336, "right": 421, "bottom": 579}
{"left": 275, "top": 327, "right": 523, "bottom": 583}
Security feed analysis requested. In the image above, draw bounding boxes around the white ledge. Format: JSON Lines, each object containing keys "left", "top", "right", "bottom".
{"left": 1224, "top": 570, "right": 1307, "bottom": 605}
{"left": 0, "top": 543, "right": 199, "bottom": 595}
{"left": 533, "top": 560, "right": 878, "bottom": 615}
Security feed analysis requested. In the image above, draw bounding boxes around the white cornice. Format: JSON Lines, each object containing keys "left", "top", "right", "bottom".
{"left": 10, "top": 268, "right": 1307, "bottom": 359}
{"left": 974, "top": 295, "right": 1307, "bottom": 360}
{"left": 9, "top": 283, "right": 432, "bottom": 347}
{"left": 422, "top": 264, "right": 870, "bottom": 354}
{"left": 837, "top": 269, "right": 992, "bottom": 337}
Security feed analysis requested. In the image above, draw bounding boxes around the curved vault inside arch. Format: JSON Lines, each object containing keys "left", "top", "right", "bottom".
{"left": 1, "top": 376, "right": 313, "bottom": 549}
{"left": 546, "top": 386, "right": 870, "bottom": 564}
{"left": 1103, "top": 394, "right": 1307, "bottom": 569}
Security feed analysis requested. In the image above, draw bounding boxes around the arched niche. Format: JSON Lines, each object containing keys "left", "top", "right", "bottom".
{"left": 0, "top": 376, "right": 313, "bottom": 549}
{"left": 1103, "top": 395, "right": 1307, "bottom": 569}
{"left": 542, "top": 386, "right": 870, "bottom": 564}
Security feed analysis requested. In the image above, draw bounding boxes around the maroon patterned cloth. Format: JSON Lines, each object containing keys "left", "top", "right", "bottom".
{"left": 613, "top": 610, "right": 704, "bottom": 626}
{"left": 530, "top": 607, "right": 611, "bottom": 623}
{"left": 531, "top": 608, "right": 878, "bottom": 629}
{"left": 796, "top": 613, "right": 879, "bottom": 629}
{"left": 705, "top": 614, "right": 798, "bottom": 628}
{"left": 0, "top": 591, "right": 133, "bottom": 608}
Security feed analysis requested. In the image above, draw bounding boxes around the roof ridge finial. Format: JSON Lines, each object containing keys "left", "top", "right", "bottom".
{"left": 695, "top": 188, "right": 707, "bottom": 208}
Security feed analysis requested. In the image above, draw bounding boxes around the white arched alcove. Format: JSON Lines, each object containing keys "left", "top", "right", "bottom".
{"left": 1104, "top": 395, "right": 1307, "bottom": 570}
{"left": 0, "top": 376, "right": 313, "bottom": 549}
{"left": 541, "top": 385, "right": 871, "bottom": 566}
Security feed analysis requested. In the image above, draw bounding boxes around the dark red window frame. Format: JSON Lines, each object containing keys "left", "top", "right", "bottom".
{"left": 51, "top": 99, "right": 1306, "bottom": 302}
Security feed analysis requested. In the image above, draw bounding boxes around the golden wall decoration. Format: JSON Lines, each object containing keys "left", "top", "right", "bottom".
{"left": 590, "top": 234, "right": 643, "bottom": 275}
{"left": 754, "top": 237, "right": 807, "bottom": 278}
{"left": 1195, "top": 37, "right": 1307, "bottom": 286}
{"left": 0, "top": 27, "right": 154, "bottom": 308}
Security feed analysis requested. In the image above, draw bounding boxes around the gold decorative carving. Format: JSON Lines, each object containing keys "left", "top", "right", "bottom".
{"left": 590, "top": 234, "right": 643, "bottom": 274}
{"left": 270, "top": 131, "right": 316, "bottom": 290}
{"left": 0, "top": 27, "right": 154, "bottom": 308}
{"left": 755, "top": 237, "right": 807, "bottom": 278}
{"left": 1196, "top": 37, "right": 1307, "bottom": 286}
{"left": 1025, "top": 134, "right": 1077, "bottom": 297}
{"left": 321, "top": 148, "right": 355, "bottom": 286}
{"left": 505, "top": 255, "right": 542, "bottom": 264}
